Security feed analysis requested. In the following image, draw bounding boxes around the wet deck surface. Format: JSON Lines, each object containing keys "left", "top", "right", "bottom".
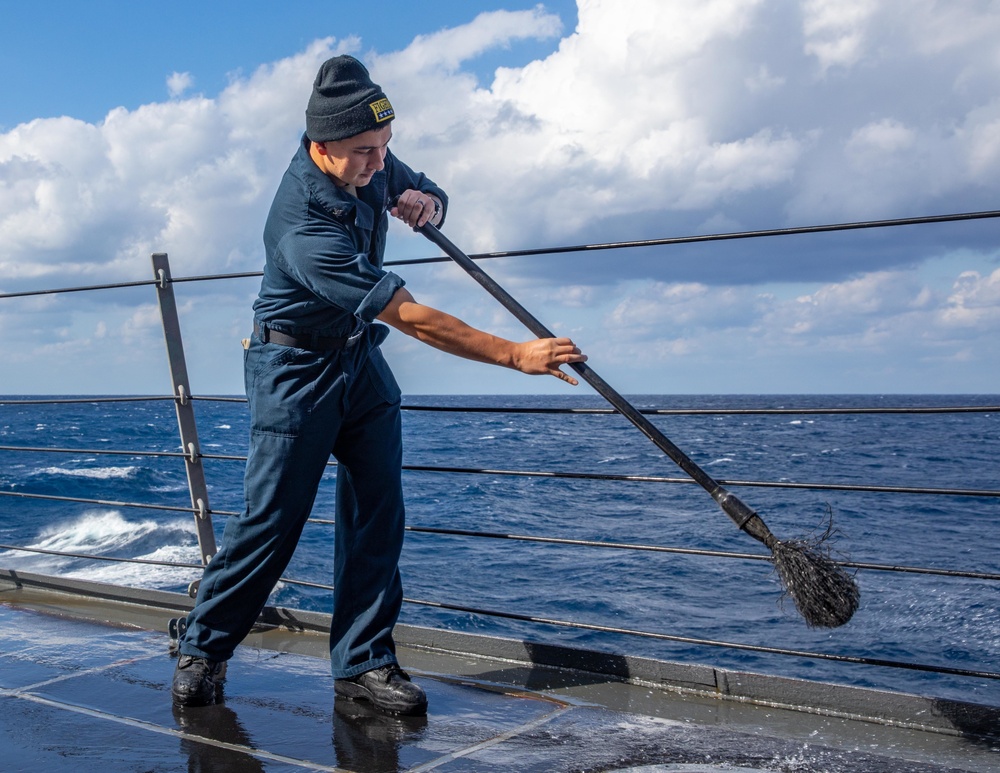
{"left": 1, "top": 602, "right": 996, "bottom": 772}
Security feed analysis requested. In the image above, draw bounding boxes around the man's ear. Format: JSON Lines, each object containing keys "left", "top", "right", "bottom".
{"left": 312, "top": 141, "right": 329, "bottom": 156}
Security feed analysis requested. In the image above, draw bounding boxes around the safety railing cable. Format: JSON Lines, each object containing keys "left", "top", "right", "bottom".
{"left": 0, "top": 396, "right": 177, "bottom": 406}
{"left": 400, "top": 463, "right": 1000, "bottom": 498}
{"left": 398, "top": 403, "right": 1000, "bottom": 415}
{"left": 2, "top": 506, "right": 996, "bottom": 582}
{"left": 3, "top": 444, "right": 997, "bottom": 499}
{"left": 270, "top": 575, "right": 1000, "bottom": 682}
{"left": 387, "top": 208, "right": 1000, "bottom": 266}
{"left": 394, "top": 524, "right": 1000, "bottom": 581}
{"left": 0, "top": 489, "right": 204, "bottom": 515}
{"left": 4, "top": 395, "right": 996, "bottom": 415}
{"left": 0, "top": 542, "right": 202, "bottom": 570}
{"left": 4, "top": 208, "right": 999, "bottom": 300}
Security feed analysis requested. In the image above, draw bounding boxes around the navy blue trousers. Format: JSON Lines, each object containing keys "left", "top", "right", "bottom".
{"left": 180, "top": 327, "right": 405, "bottom": 678}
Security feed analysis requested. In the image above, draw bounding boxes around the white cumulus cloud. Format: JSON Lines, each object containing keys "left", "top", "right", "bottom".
{"left": 167, "top": 71, "right": 194, "bottom": 98}
{"left": 1, "top": 0, "right": 999, "bottom": 395}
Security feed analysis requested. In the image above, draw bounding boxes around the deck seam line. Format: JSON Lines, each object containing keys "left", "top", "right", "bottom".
{"left": 406, "top": 703, "right": 578, "bottom": 771}
{"left": 4, "top": 691, "right": 346, "bottom": 772}
{"left": 1, "top": 649, "right": 164, "bottom": 694}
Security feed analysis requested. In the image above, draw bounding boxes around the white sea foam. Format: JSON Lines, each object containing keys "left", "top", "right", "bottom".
{"left": 621, "top": 762, "right": 773, "bottom": 772}
{"left": 150, "top": 484, "right": 188, "bottom": 493}
{"left": 32, "top": 465, "right": 139, "bottom": 480}
{"left": 71, "top": 544, "right": 202, "bottom": 588}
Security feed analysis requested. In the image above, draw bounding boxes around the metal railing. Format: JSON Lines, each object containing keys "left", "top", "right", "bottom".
{"left": 2, "top": 210, "right": 999, "bottom": 696}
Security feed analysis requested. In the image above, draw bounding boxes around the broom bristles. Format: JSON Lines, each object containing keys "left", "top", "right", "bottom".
{"left": 729, "top": 499, "right": 860, "bottom": 627}
{"left": 771, "top": 528, "right": 860, "bottom": 628}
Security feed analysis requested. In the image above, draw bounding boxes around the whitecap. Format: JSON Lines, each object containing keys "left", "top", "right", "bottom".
{"left": 33, "top": 465, "right": 139, "bottom": 480}
{"left": 32, "top": 510, "right": 161, "bottom": 553}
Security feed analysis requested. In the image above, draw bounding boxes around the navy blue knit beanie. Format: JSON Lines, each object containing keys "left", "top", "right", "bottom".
{"left": 305, "top": 55, "right": 395, "bottom": 142}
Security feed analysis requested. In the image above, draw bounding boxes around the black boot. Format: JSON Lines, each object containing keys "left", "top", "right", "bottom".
{"left": 335, "top": 664, "right": 427, "bottom": 716}
{"left": 172, "top": 654, "right": 227, "bottom": 707}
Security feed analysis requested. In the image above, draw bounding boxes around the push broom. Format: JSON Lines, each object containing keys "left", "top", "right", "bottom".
{"left": 414, "top": 220, "right": 860, "bottom": 628}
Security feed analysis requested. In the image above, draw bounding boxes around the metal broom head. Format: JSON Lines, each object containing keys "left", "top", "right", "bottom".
{"left": 738, "top": 503, "right": 860, "bottom": 628}
{"left": 770, "top": 523, "right": 860, "bottom": 628}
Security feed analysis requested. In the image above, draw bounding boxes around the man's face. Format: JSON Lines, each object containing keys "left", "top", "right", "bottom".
{"left": 316, "top": 125, "right": 392, "bottom": 188}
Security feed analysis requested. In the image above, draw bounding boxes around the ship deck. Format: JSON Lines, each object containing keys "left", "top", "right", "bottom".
{"left": 2, "top": 573, "right": 998, "bottom": 772}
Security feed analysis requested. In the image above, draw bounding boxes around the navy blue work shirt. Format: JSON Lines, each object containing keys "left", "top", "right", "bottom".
{"left": 254, "top": 135, "right": 448, "bottom": 338}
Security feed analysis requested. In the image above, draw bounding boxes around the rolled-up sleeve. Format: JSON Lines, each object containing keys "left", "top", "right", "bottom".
{"left": 355, "top": 271, "right": 405, "bottom": 322}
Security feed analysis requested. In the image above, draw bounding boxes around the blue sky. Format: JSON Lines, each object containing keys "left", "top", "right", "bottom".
{"left": 0, "top": 1, "right": 576, "bottom": 129}
{"left": 1, "top": 1, "right": 999, "bottom": 395}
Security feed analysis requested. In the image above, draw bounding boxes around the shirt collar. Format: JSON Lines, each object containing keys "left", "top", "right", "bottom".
{"left": 294, "top": 135, "right": 359, "bottom": 217}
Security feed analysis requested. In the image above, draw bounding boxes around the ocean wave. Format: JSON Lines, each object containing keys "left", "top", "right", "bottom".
{"left": 32, "top": 510, "right": 158, "bottom": 551}
{"left": 6, "top": 510, "right": 192, "bottom": 557}
{"left": 0, "top": 510, "right": 201, "bottom": 590}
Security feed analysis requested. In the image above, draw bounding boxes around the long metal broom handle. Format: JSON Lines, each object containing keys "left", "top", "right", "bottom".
{"left": 416, "top": 222, "right": 767, "bottom": 539}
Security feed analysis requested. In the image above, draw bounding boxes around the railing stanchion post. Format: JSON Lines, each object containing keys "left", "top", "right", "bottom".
{"left": 151, "top": 253, "right": 218, "bottom": 573}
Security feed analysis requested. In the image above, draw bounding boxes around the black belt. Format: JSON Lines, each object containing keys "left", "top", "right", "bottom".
{"left": 254, "top": 323, "right": 359, "bottom": 351}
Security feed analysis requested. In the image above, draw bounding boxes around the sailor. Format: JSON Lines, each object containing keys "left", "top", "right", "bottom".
{"left": 171, "top": 54, "right": 586, "bottom": 715}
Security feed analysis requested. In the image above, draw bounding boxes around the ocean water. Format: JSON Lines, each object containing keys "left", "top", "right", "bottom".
{"left": 1, "top": 394, "right": 997, "bottom": 707}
